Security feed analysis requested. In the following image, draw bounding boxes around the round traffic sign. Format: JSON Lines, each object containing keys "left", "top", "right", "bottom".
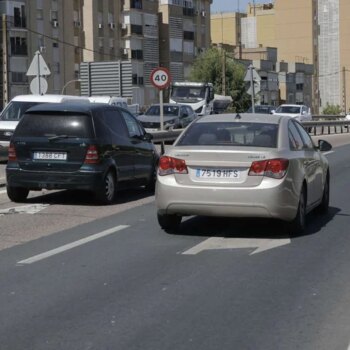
{"left": 150, "top": 67, "right": 171, "bottom": 89}
{"left": 30, "top": 77, "right": 48, "bottom": 95}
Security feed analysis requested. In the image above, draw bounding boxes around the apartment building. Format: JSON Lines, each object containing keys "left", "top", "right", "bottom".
{"left": 159, "top": 0, "right": 212, "bottom": 82}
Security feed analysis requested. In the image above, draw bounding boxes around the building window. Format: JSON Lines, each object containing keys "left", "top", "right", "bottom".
{"left": 11, "top": 72, "right": 27, "bottom": 83}
{"left": 183, "top": 31, "right": 194, "bottom": 40}
{"left": 14, "top": 5, "right": 26, "bottom": 28}
{"left": 131, "top": 50, "right": 143, "bottom": 59}
{"left": 10, "top": 37, "right": 28, "bottom": 55}
{"left": 131, "top": 0, "right": 142, "bottom": 9}
{"left": 131, "top": 24, "right": 143, "bottom": 35}
{"left": 53, "top": 42, "right": 59, "bottom": 48}
{"left": 296, "top": 83, "right": 303, "bottom": 91}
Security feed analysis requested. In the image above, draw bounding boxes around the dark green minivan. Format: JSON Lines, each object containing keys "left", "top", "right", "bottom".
{"left": 6, "top": 103, "right": 159, "bottom": 204}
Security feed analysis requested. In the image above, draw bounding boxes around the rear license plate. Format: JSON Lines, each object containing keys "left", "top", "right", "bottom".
{"left": 33, "top": 152, "right": 67, "bottom": 160}
{"left": 195, "top": 168, "right": 240, "bottom": 179}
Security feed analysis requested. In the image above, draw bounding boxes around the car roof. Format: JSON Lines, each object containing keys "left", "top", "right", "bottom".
{"left": 24, "top": 102, "right": 119, "bottom": 114}
{"left": 10, "top": 94, "right": 90, "bottom": 103}
{"left": 197, "top": 113, "right": 282, "bottom": 124}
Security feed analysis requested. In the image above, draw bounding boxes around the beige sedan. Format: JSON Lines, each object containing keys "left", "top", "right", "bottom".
{"left": 156, "top": 113, "right": 331, "bottom": 234}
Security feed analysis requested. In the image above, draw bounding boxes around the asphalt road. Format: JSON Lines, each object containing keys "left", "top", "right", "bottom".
{"left": 1, "top": 134, "right": 350, "bottom": 349}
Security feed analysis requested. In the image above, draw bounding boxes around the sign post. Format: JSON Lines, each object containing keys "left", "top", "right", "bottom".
{"left": 150, "top": 67, "right": 172, "bottom": 155}
{"left": 150, "top": 67, "right": 171, "bottom": 131}
{"left": 244, "top": 64, "right": 261, "bottom": 113}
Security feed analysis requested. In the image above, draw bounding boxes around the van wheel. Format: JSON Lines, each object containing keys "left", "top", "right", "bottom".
{"left": 288, "top": 186, "right": 306, "bottom": 235}
{"left": 96, "top": 171, "right": 116, "bottom": 204}
{"left": 157, "top": 212, "right": 182, "bottom": 231}
{"left": 7, "top": 186, "right": 29, "bottom": 202}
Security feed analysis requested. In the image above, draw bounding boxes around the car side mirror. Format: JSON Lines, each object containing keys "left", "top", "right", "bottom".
{"left": 318, "top": 139, "right": 332, "bottom": 152}
{"left": 143, "top": 133, "right": 153, "bottom": 142}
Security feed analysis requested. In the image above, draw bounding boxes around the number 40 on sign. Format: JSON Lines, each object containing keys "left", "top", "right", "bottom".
{"left": 150, "top": 67, "right": 171, "bottom": 90}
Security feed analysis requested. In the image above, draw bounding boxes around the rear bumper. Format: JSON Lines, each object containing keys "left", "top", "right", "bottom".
{"left": 156, "top": 175, "right": 300, "bottom": 222}
{"left": 6, "top": 167, "right": 103, "bottom": 191}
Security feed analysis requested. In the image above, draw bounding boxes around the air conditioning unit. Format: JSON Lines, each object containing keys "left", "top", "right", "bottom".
{"left": 98, "top": 23, "right": 103, "bottom": 29}
{"left": 74, "top": 21, "right": 81, "bottom": 28}
{"left": 123, "top": 48, "right": 128, "bottom": 55}
{"left": 121, "top": 23, "right": 127, "bottom": 29}
{"left": 201, "top": 10, "right": 206, "bottom": 17}
{"left": 52, "top": 20, "right": 59, "bottom": 27}
{"left": 109, "top": 22, "right": 115, "bottom": 29}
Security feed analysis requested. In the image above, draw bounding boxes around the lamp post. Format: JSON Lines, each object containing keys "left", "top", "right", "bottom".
{"left": 61, "top": 79, "right": 81, "bottom": 95}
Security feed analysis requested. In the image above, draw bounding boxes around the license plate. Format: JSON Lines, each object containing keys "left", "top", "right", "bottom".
{"left": 195, "top": 168, "right": 240, "bottom": 179}
{"left": 33, "top": 152, "right": 67, "bottom": 160}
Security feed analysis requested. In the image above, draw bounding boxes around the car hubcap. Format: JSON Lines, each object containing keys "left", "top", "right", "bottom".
{"left": 105, "top": 173, "right": 114, "bottom": 200}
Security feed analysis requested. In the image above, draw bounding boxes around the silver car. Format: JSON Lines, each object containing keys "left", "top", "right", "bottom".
{"left": 156, "top": 113, "right": 331, "bottom": 234}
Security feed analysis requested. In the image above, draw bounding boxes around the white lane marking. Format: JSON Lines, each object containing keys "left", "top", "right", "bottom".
{"left": 17, "top": 225, "right": 130, "bottom": 265}
{"left": 0, "top": 204, "right": 49, "bottom": 216}
{"left": 0, "top": 189, "right": 6, "bottom": 195}
{"left": 324, "top": 151, "right": 334, "bottom": 155}
{"left": 182, "top": 237, "right": 291, "bottom": 256}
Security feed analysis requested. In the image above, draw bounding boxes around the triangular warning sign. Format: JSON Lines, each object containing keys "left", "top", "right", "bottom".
{"left": 26, "top": 51, "right": 51, "bottom": 76}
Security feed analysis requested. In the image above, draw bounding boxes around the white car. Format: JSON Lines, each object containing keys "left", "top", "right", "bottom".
{"left": 274, "top": 104, "right": 312, "bottom": 122}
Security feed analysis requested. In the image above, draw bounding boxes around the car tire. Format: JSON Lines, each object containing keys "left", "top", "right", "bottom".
{"left": 157, "top": 212, "right": 182, "bottom": 231}
{"left": 7, "top": 186, "right": 29, "bottom": 202}
{"left": 96, "top": 170, "right": 116, "bottom": 204}
{"left": 318, "top": 173, "right": 330, "bottom": 214}
{"left": 288, "top": 186, "right": 306, "bottom": 235}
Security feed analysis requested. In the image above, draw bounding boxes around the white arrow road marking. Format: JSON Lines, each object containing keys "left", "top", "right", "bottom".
{"left": 17, "top": 225, "right": 130, "bottom": 265}
{"left": 0, "top": 204, "right": 49, "bottom": 216}
{"left": 182, "top": 237, "right": 291, "bottom": 256}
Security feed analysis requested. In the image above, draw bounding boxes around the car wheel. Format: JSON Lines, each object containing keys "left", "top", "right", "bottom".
{"left": 157, "top": 212, "right": 182, "bottom": 231}
{"left": 318, "top": 173, "right": 329, "bottom": 214}
{"left": 7, "top": 186, "right": 29, "bottom": 202}
{"left": 96, "top": 170, "right": 116, "bottom": 204}
{"left": 288, "top": 186, "right": 306, "bottom": 235}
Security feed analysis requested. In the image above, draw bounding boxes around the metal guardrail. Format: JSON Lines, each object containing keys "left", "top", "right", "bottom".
{"left": 150, "top": 118, "right": 350, "bottom": 143}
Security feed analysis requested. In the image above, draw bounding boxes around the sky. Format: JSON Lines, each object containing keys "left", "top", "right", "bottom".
{"left": 211, "top": 0, "right": 271, "bottom": 13}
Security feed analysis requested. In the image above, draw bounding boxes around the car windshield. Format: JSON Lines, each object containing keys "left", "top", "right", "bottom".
{"left": 0, "top": 101, "right": 47, "bottom": 121}
{"left": 275, "top": 106, "right": 301, "bottom": 114}
{"left": 171, "top": 86, "right": 206, "bottom": 102}
{"left": 177, "top": 122, "right": 278, "bottom": 148}
{"left": 145, "top": 105, "right": 179, "bottom": 117}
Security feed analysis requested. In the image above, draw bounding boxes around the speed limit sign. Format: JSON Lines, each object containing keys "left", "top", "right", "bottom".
{"left": 150, "top": 67, "right": 171, "bottom": 89}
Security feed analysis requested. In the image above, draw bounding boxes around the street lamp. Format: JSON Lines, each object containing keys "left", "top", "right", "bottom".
{"left": 61, "top": 79, "right": 81, "bottom": 95}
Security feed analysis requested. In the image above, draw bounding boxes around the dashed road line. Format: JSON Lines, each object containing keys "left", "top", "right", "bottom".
{"left": 17, "top": 225, "right": 130, "bottom": 265}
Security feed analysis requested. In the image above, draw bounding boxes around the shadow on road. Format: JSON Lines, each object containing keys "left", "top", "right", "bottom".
{"left": 167, "top": 206, "right": 340, "bottom": 239}
{"left": 23, "top": 187, "right": 154, "bottom": 206}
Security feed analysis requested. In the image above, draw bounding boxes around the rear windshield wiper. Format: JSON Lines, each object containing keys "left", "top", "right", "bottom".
{"left": 47, "top": 135, "right": 79, "bottom": 141}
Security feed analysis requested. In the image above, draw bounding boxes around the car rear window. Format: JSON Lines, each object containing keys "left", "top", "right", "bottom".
{"left": 14, "top": 113, "right": 94, "bottom": 138}
{"left": 177, "top": 122, "right": 278, "bottom": 148}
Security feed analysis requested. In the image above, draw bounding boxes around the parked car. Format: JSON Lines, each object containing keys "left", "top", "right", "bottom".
{"left": 6, "top": 103, "right": 159, "bottom": 204}
{"left": 156, "top": 113, "right": 331, "bottom": 234}
{"left": 0, "top": 94, "right": 90, "bottom": 161}
{"left": 274, "top": 104, "right": 312, "bottom": 122}
{"left": 137, "top": 103, "right": 196, "bottom": 131}
{"left": 246, "top": 105, "right": 276, "bottom": 114}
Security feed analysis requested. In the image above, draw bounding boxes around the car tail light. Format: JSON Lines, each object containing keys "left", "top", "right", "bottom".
{"left": 158, "top": 156, "right": 188, "bottom": 176}
{"left": 8, "top": 143, "right": 17, "bottom": 161}
{"left": 249, "top": 158, "right": 289, "bottom": 179}
{"left": 84, "top": 145, "right": 99, "bottom": 164}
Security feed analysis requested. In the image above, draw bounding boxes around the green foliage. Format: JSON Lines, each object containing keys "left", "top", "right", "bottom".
{"left": 322, "top": 103, "right": 342, "bottom": 115}
{"left": 190, "top": 48, "right": 251, "bottom": 113}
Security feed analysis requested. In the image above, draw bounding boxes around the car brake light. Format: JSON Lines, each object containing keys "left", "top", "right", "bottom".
{"left": 84, "top": 145, "right": 99, "bottom": 164}
{"left": 8, "top": 143, "right": 17, "bottom": 161}
{"left": 249, "top": 158, "right": 289, "bottom": 179}
{"left": 158, "top": 156, "right": 188, "bottom": 176}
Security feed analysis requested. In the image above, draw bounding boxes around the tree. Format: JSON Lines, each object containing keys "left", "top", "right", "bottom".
{"left": 322, "top": 103, "right": 342, "bottom": 115}
{"left": 190, "top": 48, "right": 251, "bottom": 112}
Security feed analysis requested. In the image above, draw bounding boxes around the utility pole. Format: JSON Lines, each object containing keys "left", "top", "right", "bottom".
{"left": 249, "top": 64, "right": 255, "bottom": 113}
{"left": 343, "top": 66, "right": 347, "bottom": 113}
{"left": 222, "top": 48, "right": 226, "bottom": 95}
{"left": 2, "top": 14, "right": 8, "bottom": 106}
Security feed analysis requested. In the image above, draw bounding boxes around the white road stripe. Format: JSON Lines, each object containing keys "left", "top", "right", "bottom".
{"left": 324, "top": 151, "right": 334, "bottom": 155}
{"left": 0, "top": 189, "right": 6, "bottom": 195}
{"left": 17, "top": 225, "right": 129, "bottom": 265}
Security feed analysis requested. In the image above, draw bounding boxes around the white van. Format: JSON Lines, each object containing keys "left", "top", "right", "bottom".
{"left": 88, "top": 96, "right": 140, "bottom": 115}
{"left": 0, "top": 94, "right": 89, "bottom": 161}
